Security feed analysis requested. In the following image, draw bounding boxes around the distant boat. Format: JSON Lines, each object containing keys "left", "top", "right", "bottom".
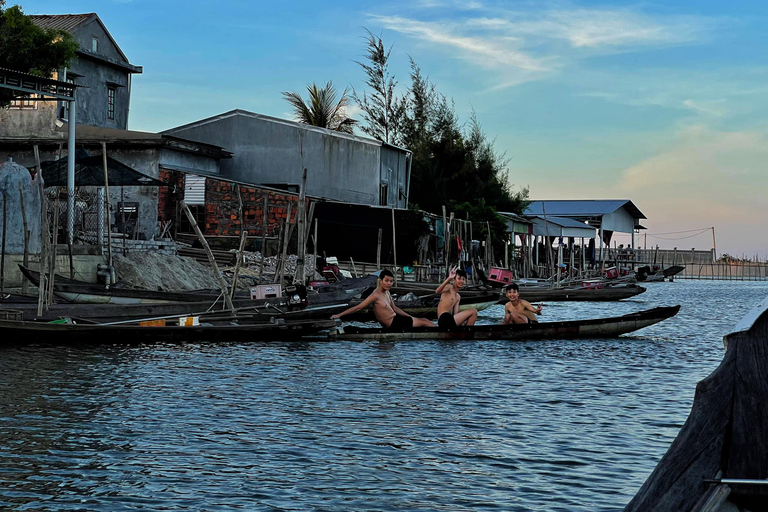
{"left": 327, "top": 305, "right": 680, "bottom": 341}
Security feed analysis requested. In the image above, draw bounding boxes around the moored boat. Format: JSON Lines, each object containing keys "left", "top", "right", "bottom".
{"left": 622, "top": 295, "right": 768, "bottom": 512}
{"left": 327, "top": 305, "right": 680, "bottom": 341}
{"left": 0, "top": 316, "right": 336, "bottom": 344}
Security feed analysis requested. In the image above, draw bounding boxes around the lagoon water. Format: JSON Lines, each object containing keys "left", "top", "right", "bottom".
{"left": 1, "top": 280, "right": 767, "bottom": 511}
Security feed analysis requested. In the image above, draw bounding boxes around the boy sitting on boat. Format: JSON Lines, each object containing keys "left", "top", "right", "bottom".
{"left": 503, "top": 283, "right": 542, "bottom": 324}
{"left": 435, "top": 266, "right": 478, "bottom": 329}
{"left": 331, "top": 269, "right": 435, "bottom": 331}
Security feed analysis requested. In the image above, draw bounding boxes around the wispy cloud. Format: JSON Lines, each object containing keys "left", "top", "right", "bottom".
{"left": 368, "top": 2, "right": 719, "bottom": 90}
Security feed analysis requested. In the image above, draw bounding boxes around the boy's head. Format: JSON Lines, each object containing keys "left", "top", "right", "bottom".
{"left": 455, "top": 269, "right": 467, "bottom": 279}
{"left": 504, "top": 283, "right": 519, "bottom": 293}
{"left": 378, "top": 269, "right": 395, "bottom": 288}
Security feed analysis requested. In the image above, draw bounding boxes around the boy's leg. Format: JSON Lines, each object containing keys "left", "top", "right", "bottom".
{"left": 454, "top": 308, "right": 478, "bottom": 326}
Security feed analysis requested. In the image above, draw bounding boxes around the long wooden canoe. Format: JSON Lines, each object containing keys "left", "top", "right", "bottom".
{"left": 327, "top": 305, "right": 680, "bottom": 341}
{"left": 0, "top": 317, "right": 337, "bottom": 344}
{"left": 503, "top": 284, "right": 647, "bottom": 302}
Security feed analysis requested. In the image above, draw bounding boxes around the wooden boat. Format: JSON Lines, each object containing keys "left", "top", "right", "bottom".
{"left": 18, "top": 265, "right": 304, "bottom": 308}
{"left": 623, "top": 295, "right": 768, "bottom": 512}
{"left": 328, "top": 305, "right": 680, "bottom": 341}
{"left": 0, "top": 300, "right": 349, "bottom": 324}
{"left": 504, "top": 284, "right": 646, "bottom": 302}
{"left": 0, "top": 316, "right": 337, "bottom": 344}
{"left": 342, "top": 292, "right": 501, "bottom": 322}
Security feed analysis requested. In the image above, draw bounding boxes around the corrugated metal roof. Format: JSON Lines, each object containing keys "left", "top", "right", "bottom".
{"left": 524, "top": 200, "right": 647, "bottom": 220}
{"left": 529, "top": 215, "right": 595, "bottom": 229}
{"left": 30, "top": 14, "right": 96, "bottom": 33}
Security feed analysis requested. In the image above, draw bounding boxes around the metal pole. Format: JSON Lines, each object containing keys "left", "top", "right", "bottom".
{"left": 67, "top": 97, "right": 76, "bottom": 245}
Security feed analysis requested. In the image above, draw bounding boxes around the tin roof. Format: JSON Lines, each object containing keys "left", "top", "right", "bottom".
{"left": 524, "top": 200, "right": 647, "bottom": 220}
{"left": 29, "top": 13, "right": 96, "bottom": 32}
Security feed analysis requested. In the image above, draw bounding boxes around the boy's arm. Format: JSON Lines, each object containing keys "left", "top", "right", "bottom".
{"left": 523, "top": 300, "right": 543, "bottom": 315}
{"left": 331, "top": 293, "right": 377, "bottom": 319}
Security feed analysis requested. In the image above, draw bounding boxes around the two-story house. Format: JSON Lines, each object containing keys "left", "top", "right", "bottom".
{"left": 0, "top": 13, "right": 142, "bottom": 138}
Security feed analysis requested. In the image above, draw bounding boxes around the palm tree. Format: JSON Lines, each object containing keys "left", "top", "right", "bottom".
{"left": 282, "top": 81, "right": 358, "bottom": 134}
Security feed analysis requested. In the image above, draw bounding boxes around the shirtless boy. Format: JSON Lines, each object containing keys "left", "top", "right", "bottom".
{"left": 435, "top": 266, "right": 478, "bottom": 329}
{"left": 502, "top": 283, "right": 542, "bottom": 324}
{"left": 331, "top": 269, "right": 435, "bottom": 331}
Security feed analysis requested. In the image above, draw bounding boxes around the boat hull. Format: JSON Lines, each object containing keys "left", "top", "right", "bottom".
{"left": 328, "top": 305, "right": 680, "bottom": 341}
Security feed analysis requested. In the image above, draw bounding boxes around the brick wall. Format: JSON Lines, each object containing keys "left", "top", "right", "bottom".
{"left": 160, "top": 170, "right": 310, "bottom": 237}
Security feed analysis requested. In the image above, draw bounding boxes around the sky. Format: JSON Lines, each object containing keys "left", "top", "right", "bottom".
{"left": 23, "top": 0, "right": 768, "bottom": 258}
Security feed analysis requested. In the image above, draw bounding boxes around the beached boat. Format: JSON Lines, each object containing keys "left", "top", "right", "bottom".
{"left": 0, "top": 315, "right": 336, "bottom": 344}
{"left": 327, "top": 305, "right": 679, "bottom": 341}
{"left": 18, "top": 265, "right": 305, "bottom": 308}
{"left": 623, "top": 295, "right": 768, "bottom": 512}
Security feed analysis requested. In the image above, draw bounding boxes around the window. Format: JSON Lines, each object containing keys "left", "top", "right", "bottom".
{"left": 107, "top": 86, "right": 116, "bottom": 120}
{"left": 379, "top": 183, "right": 389, "bottom": 206}
{"left": 92, "top": 37, "right": 99, "bottom": 52}
{"left": 9, "top": 96, "right": 37, "bottom": 109}
{"left": 60, "top": 77, "right": 75, "bottom": 120}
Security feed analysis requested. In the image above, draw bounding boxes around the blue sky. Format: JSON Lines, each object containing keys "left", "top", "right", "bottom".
{"left": 24, "top": 0, "right": 768, "bottom": 257}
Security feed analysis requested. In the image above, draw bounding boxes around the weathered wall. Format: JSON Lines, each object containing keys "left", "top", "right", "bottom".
{"left": 165, "top": 111, "right": 411, "bottom": 208}
{"left": 0, "top": 161, "right": 42, "bottom": 254}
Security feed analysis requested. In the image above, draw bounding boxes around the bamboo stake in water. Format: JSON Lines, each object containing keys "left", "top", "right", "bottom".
{"left": 180, "top": 200, "right": 234, "bottom": 311}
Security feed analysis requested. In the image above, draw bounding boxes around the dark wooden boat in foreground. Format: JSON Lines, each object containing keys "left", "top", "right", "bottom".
{"left": 328, "top": 305, "right": 680, "bottom": 341}
{"left": 0, "top": 316, "right": 337, "bottom": 344}
{"left": 623, "top": 295, "right": 768, "bottom": 512}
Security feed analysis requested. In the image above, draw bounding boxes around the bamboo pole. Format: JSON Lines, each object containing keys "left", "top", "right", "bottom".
{"left": 18, "top": 184, "right": 29, "bottom": 295}
{"left": 1, "top": 191, "right": 6, "bottom": 293}
{"left": 391, "top": 207, "right": 398, "bottom": 285}
{"left": 230, "top": 229, "right": 248, "bottom": 301}
{"left": 101, "top": 142, "right": 113, "bottom": 269}
{"left": 442, "top": 205, "right": 448, "bottom": 274}
{"left": 312, "top": 218, "right": 318, "bottom": 280}
{"left": 47, "top": 194, "right": 60, "bottom": 305}
{"left": 34, "top": 145, "right": 48, "bottom": 315}
{"left": 180, "top": 200, "right": 234, "bottom": 310}
{"left": 259, "top": 196, "right": 268, "bottom": 284}
{"left": 377, "top": 228, "right": 382, "bottom": 270}
{"left": 294, "top": 168, "right": 308, "bottom": 284}
{"left": 350, "top": 258, "right": 358, "bottom": 278}
{"left": 277, "top": 203, "right": 293, "bottom": 285}
{"left": 297, "top": 201, "right": 315, "bottom": 282}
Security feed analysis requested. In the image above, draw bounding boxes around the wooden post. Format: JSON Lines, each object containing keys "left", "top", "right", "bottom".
{"left": 350, "top": 258, "right": 359, "bottom": 278}
{"left": 34, "top": 145, "right": 48, "bottom": 315}
{"left": 230, "top": 230, "right": 248, "bottom": 301}
{"left": 259, "top": 196, "right": 268, "bottom": 284}
{"left": 180, "top": 200, "right": 234, "bottom": 310}
{"left": 377, "top": 228, "right": 382, "bottom": 270}
{"left": 18, "top": 184, "right": 29, "bottom": 295}
{"left": 297, "top": 200, "right": 315, "bottom": 282}
{"left": 391, "top": 207, "right": 398, "bottom": 285}
{"left": 294, "top": 168, "right": 308, "bottom": 284}
{"left": 47, "top": 194, "right": 60, "bottom": 305}
{"left": 312, "top": 218, "right": 318, "bottom": 280}
{"left": 101, "top": 142, "right": 113, "bottom": 269}
{"left": 276, "top": 203, "right": 292, "bottom": 285}
{"left": 442, "top": 205, "right": 448, "bottom": 274}
{"left": 1, "top": 192, "right": 6, "bottom": 293}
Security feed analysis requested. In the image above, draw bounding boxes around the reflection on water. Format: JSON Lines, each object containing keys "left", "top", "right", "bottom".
{"left": 1, "top": 281, "right": 766, "bottom": 511}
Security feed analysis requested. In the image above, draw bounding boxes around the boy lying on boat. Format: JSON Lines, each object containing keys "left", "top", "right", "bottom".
{"left": 331, "top": 269, "right": 435, "bottom": 331}
{"left": 502, "top": 283, "right": 543, "bottom": 324}
{"left": 435, "top": 266, "right": 478, "bottom": 328}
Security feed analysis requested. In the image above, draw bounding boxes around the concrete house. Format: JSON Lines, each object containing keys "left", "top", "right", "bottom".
{"left": 164, "top": 110, "right": 413, "bottom": 209}
{"left": 0, "top": 13, "right": 142, "bottom": 138}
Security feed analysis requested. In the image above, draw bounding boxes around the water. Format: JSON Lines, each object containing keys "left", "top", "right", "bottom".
{"left": 1, "top": 280, "right": 767, "bottom": 511}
